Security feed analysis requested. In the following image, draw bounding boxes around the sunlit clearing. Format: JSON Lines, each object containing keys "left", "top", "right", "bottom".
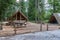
{"left": 24, "top": 0, "right": 27, "bottom": 2}
{"left": 16, "top": 0, "right": 19, "bottom": 3}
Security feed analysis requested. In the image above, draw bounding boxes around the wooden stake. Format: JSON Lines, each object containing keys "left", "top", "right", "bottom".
{"left": 46, "top": 23, "right": 48, "bottom": 31}
{"left": 16, "top": 13, "right": 17, "bottom": 20}
{"left": 40, "top": 22, "right": 42, "bottom": 31}
{"left": 20, "top": 14, "right": 21, "bottom": 27}
{"left": 14, "top": 23, "right": 17, "bottom": 35}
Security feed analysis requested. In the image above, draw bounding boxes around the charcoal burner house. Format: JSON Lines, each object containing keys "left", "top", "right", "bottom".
{"left": 8, "top": 11, "right": 28, "bottom": 27}
{"left": 49, "top": 13, "right": 60, "bottom": 24}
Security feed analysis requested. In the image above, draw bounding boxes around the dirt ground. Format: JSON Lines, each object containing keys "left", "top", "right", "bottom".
{"left": 0, "top": 22, "right": 60, "bottom": 37}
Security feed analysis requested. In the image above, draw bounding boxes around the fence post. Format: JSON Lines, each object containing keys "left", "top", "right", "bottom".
{"left": 46, "top": 23, "right": 48, "bottom": 31}
{"left": 40, "top": 22, "right": 42, "bottom": 31}
{"left": 13, "top": 23, "right": 17, "bottom": 35}
{"left": 0, "top": 23, "right": 3, "bottom": 30}
{"left": 0, "top": 20, "right": 3, "bottom": 30}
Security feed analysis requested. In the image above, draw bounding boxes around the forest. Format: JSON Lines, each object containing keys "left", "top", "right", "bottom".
{"left": 0, "top": 0, "right": 60, "bottom": 23}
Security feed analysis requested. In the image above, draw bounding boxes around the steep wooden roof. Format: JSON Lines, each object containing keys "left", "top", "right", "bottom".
{"left": 8, "top": 11, "right": 27, "bottom": 21}
{"left": 49, "top": 13, "right": 60, "bottom": 24}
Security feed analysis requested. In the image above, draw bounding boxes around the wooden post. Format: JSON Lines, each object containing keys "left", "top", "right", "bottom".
{"left": 14, "top": 27, "right": 17, "bottom": 34}
{"left": 40, "top": 22, "right": 42, "bottom": 31}
{"left": 0, "top": 14, "right": 3, "bottom": 30}
{"left": 0, "top": 18, "right": 3, "bottom": 30}
{"left": 20, "top": 14, "right": 21, "bottom": 27}
{"left": 13, "top": 13, "right": 17, "bottom": 34}
{"left": 0, "top": 23, "right": 3, "bottom": 30}
{"left": 14, "top": 23, "right": 17, "bottom": 35}
{"left": 20, "top": 14, "right": 21, "bottom": 21}
{"left": 16, "top": 13, "right": 17, "bottom": 20}
{"left": 46, "top": 23, "right": 48, "bottom": 31}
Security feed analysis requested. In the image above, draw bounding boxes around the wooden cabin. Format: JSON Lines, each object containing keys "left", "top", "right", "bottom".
{"left": 7, "top": 11, "right": 28, "bottom": 27}
{"left": 49, "top": 13, "right": 60, "bottom": 24}
{"left": 49, "top": 15, "right": 58, "bottom": 24}
{"left": 8, "top": 11, "right": 27, "bottom": 21}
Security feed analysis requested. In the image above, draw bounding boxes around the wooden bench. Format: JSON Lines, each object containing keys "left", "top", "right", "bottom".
{"left": 12, "top": 20, "right": 27, "bottom": 28}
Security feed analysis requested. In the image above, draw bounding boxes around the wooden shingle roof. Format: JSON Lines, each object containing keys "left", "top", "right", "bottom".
{"left": 8, "top": 11, "right": 28, "bottom": 21}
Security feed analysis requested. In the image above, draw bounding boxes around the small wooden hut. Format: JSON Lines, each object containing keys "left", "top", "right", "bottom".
{"left": 49, "top": 15, "right": 57, "bottom": 23}
{"left": 49, "top": 13, "right": 60, "bottom": 24}
{"left": 8, "top": 11, "right": 27, "bottom": 21}
{"left": 7, "top": 11, "right": 28, "bottom": 27}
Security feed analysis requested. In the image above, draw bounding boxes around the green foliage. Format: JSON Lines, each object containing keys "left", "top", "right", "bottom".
{"left": 20, "top": 0, "right": 25, "bottom": 13}
{"left": 0, "top": 0, "right": 16, "bottom": 20}
{"left": 5, "top": 5, "right": 17, "bottom": 18}
{"left": 1, "top": 0, "right": 60, "bottom": 23}
{"left": 28, "top": 0, "right": 36, "bottom": 21}
{"left": 48, "top": 0, "right": 60, "bottom": 13}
